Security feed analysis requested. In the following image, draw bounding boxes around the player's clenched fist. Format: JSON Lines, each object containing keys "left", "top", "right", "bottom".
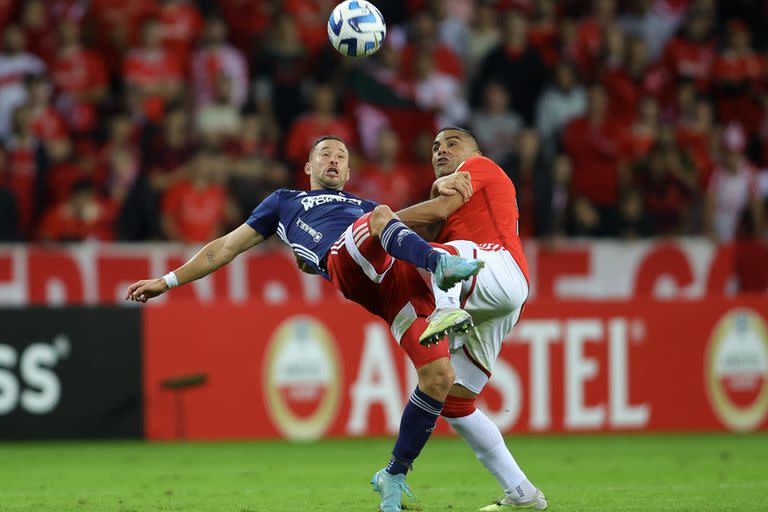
{"left": 432, "top": 171, "right": 473, "bottom": 202}
{"left": 125, "top": 278, "right": 169, "bottom": 303}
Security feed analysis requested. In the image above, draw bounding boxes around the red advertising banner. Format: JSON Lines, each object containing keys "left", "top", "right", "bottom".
{"left": 1, "top": 239, "right": 763, "bottom": 306}
{"left": 143, "top": 297, "right": 768, "bottom": 440}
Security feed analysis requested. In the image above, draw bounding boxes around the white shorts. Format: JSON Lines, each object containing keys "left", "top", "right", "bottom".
{"left": 443, "top": 240, "right": 529, "bottom": 394}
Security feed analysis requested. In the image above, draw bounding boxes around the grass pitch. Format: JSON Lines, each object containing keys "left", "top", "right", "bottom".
{"left": 1, "top": 434, "right": 766, "bottom": 512}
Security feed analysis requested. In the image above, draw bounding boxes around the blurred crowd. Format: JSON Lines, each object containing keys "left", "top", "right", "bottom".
{"left": 1, "top": 0, "right": 768, "bottom": 246}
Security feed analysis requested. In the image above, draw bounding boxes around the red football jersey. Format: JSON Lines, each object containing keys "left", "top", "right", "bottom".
{"left": 436, "top": 156, "right": 529, "bottom": 283}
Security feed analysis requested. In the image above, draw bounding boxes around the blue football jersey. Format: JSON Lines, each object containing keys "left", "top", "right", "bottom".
{"left": 246, "top": 189, "right": 378, "bottom": 279}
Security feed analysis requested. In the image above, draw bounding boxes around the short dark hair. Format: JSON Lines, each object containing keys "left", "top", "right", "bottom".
{"left": 309, "top": 135, "right": 348, "bottom": 158}
{"left": 436, "top": 126, "right": 480, "bottom": 151}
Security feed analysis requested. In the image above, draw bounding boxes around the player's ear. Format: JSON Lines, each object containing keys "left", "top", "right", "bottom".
{"left": 304, "top": 162, "right": 311, "bottom": 176}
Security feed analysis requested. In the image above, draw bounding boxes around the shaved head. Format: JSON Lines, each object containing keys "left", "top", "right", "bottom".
{"left": 435, "top": 127, "right": 480, "bottom": 152}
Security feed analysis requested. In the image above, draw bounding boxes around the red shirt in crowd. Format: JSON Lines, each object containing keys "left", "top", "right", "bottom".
{"left": 162, "top": 180, "right": 227, "bottom": 243}
{"left": 217, "top": 0, "right": 271, "bottom": 50}
{"left": 28, "top": 106, "right": 68, "bottom": 143}
{"left": 676, "top": 125, "right": 713, "bottom": 183}
{"left": 346, "top": 163, "right": 419, "bottom": 211}
{"left": 528, "top": 23, "right": 559, "bottom": 66}
{"left": 157, "top": 0, "right": 203, "bottom": 70}
{"left": 711, "top": 51, "right": 766, "bottom": 134}
{"left": 52, "top": 45, "right": 108, "bottom": 132}
{"left": 399, "top": 44, "right": 464, "bottom": 81}
{"left": 661, "top": 37, "right": 715, "bottom": 93}
{"left": 563, "top": 115, "right": 627, "bottom": 207}
{"left": 6, "top": 138, "right": 38, "bottom": 234}
{"left": 37, "top": 197, "right": 117, "bottom": 241}
{"left": 123, "top": 47, "right": 182, "bottom": 121}
{"left": 601, "top": 66, "right": 666, "bottom": 124}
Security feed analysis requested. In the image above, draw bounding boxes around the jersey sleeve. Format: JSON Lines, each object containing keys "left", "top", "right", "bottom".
{"left": 245, "top": 190, "right": 281, "bottom": 238}
{"left": 457, "top": 156, "right": 504, "bottom": 193}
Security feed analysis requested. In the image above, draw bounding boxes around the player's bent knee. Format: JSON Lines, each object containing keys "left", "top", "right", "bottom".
{"left": 369, "top": 205, "right": 396, "bottom": 237}
{"left": 442, "top": 394, "right": 477, "bottom": 418}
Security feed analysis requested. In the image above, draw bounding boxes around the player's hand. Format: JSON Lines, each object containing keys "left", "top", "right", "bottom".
{"left": 435, "top": 172, "right": 473, "bottom": 203}
{"left": 295, "top": 254, "right": 318, "bottom": 275}
{"left": 125, "top": 278, "right": 169, "bottom": 303}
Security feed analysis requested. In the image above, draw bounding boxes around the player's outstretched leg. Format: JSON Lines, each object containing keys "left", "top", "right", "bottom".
{"left": 369, "top": 206, "right": 484, "bottom": 290}
{"left": 444, "top": 395, "right": 547, "bottom": 510}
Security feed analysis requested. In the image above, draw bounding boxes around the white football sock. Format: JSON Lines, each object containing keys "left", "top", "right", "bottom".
{"left": 431, "top": 274, "right": 461, "bottom": 310}
{"left": 445, "top": 409, "right": 536, "bottom": 501}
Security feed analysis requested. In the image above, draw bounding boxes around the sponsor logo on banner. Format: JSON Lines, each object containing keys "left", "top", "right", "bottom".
{"left": 705, "top": 309, "right": 768, "bottom": 431}
{"left": 263, "top": 316, "right": 341, "bottom": 440}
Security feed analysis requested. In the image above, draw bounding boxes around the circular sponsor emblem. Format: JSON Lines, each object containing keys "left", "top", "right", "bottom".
{"left": 264, "top": 316, "right": 341, "bottom": 440}
{"left": 705, "top": 308, "right": 768, "bottom": 432}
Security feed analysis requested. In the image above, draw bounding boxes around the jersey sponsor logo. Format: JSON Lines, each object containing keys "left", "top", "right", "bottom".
{"left": 263, "top": 316, "right": 341, "bottom": 440}
{"left": 296, "top": 218, "right": 323, "bottom": 243}
{"left": 705, "top": 308, "right": 768, "bottom": 432}
{"left": 300, "top": 194, "right": 362, "bottom": 211}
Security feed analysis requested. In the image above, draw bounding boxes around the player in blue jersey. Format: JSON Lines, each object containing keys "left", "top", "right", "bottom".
{"left": 125, "top": 136, "right": 485, "bottom": 512}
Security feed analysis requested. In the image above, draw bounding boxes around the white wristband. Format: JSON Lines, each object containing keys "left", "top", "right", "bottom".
{"left": 162, "top": 272, "right": 179, "bottom": 289}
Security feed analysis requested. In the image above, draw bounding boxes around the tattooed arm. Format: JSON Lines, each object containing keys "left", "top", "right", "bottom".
{"left": 125, "top": 224, "right": 265, "bottom": 302}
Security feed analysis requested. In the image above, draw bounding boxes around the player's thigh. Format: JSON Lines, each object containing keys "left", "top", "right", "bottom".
{"left": 342, "top": 212, "right": 394, "bottom": 283}
{"left": 446, "top": 242, "right": 528, "bottom": 322}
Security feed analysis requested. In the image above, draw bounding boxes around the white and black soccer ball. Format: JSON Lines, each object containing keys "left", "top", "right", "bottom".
{"left": 327, "top": 0, "right": 387, "bottom": 58}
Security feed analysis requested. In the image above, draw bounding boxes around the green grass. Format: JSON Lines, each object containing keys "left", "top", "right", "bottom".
{"left": 1, "top": 434, "right": 767, "bottom": 511}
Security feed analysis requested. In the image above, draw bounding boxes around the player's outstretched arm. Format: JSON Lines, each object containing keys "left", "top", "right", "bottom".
{"left": 125, "top": 224, "right": 265, "bottom": 303}
{"left": 396, "top": 192, "right": 466, "bottom": 229}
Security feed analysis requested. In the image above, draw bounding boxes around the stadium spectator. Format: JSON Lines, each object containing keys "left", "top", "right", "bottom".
{"left": 618, "top": 0, "right": 688, "bottom": 60}
{"left": 87, "top": 0, "right": 158, "bottom": 75}
{"left": 505, "top": 130, "right": 550, "bottom": 237}
{"left": 0, "top": 147, "right": 20, "bottom": 240}
{"left": 51, "top": 20, "right": 108, "bottom": 135}
{"left": 601, "top": 35, "right": 666, "bottom": 124}
{"left": 146, "top": 106, "right": 196, "bottom": 192}
{"left": 285, "top": 82, "right": 354, "bottom": 185}
{"left": 123, "top": 18, "right": 183, "bottom": 123}
{"left": 196, "top": 73, "right": 242, "bottom": 143}
{"left": 283, "top": 0, "right": 334, "bottom": 56}
{"left": 707, "top": 123, "right": 764, "bottom": 242}
{"left": 19, "top": 0, "right": 57, "bottom": 65}
{"left": 227, "top": 110, "right": 277, "bottom": 160}
{"left": 614, "top": 188, "right": 654, "bottom": 239}
{"left": 399, "top": 10, "right": 464, "bottom": 81}
{"left": 528, "top": 0, "right": 560, "bottom": 66}
{"left": 5, "top": 104, "right": 45, "bottom": 236}
{"left": 434, "top": 0, "right": 472, "bottom": 63}
{"left": 572, "top": 0, "right": 617, "bottom": 79}
{"left": 156, "top": 0, "right": 203, "bottom": 69}
{"left": 711, "top": 19, "right": 765, "bottom": 136}
{"left": 0, "top": 24, "right": 45, "bottom": 139}
{"left": 346, "top": 127, "right": 418, "bottom": 211}
{"left": 535, "top": 59, "right": 587, "bottom": 158}
{"left": 472, "top": 10, "right": 548, "bottom": 124}
{"left": 625, "top": 96, "right": 661, "bottom": 161}
{"left": 471, "top": 80, "right": 523, "bottom": 168}
{"left": 192, "top": 16, "right": 248, "bottom": 110}
{"left": 217, "top": 0, "right": 274, "bottom": 53}
{"left": 412, "top": 49, "right": 468, "bottom": 127}
{"left": 465, "top": 0, "right": 501, "bottom": 77}
{"left": 544, "top": 153, "right": 572, "bottom": 237}
{"left": 563, "top": 84, "right": 627, "bottom": 223}
{"left": 37, "top": 179, "right": 116, "bottom": 241}
{"left": 660, "top": 8, "right": 716, "bottom": 97}
{"left": 252, "top": 14, "right": 308, "bottom": 132}
{"left": 25, "top": 75, "right": 68, "bottom": 156}
{"left": 632, "top": 126, "right": 698, "bottom": 234}
{"left": 161, "top": 149, "right": 234, "bottom": 243}
{"left": 677, "top": 95, "right": 715, "bottom": 183}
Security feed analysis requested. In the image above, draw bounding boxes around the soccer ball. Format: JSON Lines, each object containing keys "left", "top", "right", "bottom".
{"left": 327, "top": 0, "right": 387, "bottom": 58}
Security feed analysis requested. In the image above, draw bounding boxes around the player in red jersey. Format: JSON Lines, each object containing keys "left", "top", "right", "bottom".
{"left": 395, "top": 127, "right": 547, "bottom": 511}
